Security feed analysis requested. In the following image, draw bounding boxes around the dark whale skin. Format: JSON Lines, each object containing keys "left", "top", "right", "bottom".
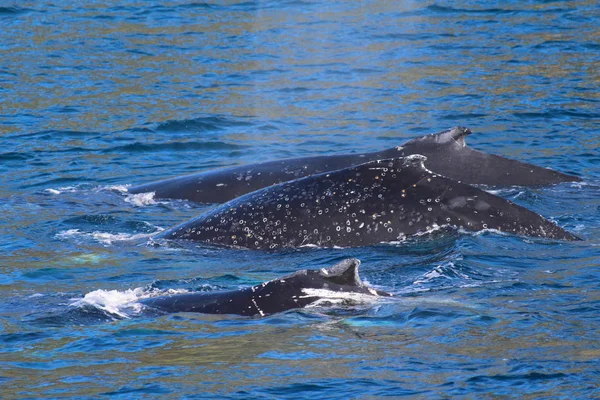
{"left": 140, "top": 258, "right": 390, "bottom": 316}
{"left": 155, "top": 155, "right": 580, "bottom": 249}
{"left": 129, "top": 127, "right": 581, "bottom": 204}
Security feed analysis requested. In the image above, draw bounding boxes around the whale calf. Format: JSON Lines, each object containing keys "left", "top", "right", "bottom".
{"left": 129, "top": 127, "right": 580, "bottom": 204}
{"left": 155, "top": 155, "right": 579, "bottom": 249}
{"left": 140, "top": 258, "right": 390, "bottom": 316}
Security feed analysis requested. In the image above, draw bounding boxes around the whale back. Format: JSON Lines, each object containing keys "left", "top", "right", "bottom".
{"left": 129, "top": 127, "right": 580, "bottom": 204}
{"left": 141, "top": 258, "right": 388, "bottom": 316}
{"left": 156, "top": 155, "right": 579, "bottom": 249}
{"left": 396, "top": 126, "right": 580, "bottom": 186}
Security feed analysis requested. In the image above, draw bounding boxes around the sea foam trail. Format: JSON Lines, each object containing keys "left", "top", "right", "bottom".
{"left": 70, "top": 288, "right": 147, "bottom": 318}
{"left": 56, "top": 229, "right": 161, "bottom": 245}
{"left": 70, "top": 287, "right": 189, "bottom": 318}
{"left": 43, "top": 186, "right": 81, "bottom": 195}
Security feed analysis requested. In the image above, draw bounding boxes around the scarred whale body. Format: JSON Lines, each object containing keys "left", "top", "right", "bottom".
{"left": 140, "top": 258, "right": 390, "bottom": 316}
{"left": 155, "top": 155, "right": 579, "bottom": 249}
{"left": 129, "top": 127, "right": 581, "bottom": 204}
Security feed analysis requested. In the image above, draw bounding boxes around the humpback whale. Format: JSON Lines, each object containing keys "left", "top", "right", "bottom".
{"left": 129, "top": 127, "right": 580, "bottom": 204}
{"left": 140, "top": 258, "right": 390, "bottom": 316}
{"left": 155, "top": 155, "right": 579, "bottom": 249}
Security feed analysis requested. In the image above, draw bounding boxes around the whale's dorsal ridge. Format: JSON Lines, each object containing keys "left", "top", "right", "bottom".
{"left": 320, "top": 258, "right": 362, "bottom": 287}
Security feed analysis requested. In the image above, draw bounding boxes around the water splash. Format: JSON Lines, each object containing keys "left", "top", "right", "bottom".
{"left": 124, "top": 191, "right": 158, "bottom": 207}
{"left": 70, "top": 288, "right": 147, "bottom": 318}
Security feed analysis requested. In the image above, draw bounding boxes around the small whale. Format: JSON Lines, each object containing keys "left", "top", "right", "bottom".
{"left": 129, "top": 127, "right": 581, "bottom": 204}
{"left": 140, "top": 258, "right": 390, "bottom": 316}
{"left": 155, "top": 155, "right": 580, "bottom": 249}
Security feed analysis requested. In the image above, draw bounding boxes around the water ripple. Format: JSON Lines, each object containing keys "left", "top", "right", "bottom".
{"left": 1, "top": 0, "right": 599, "bottom": 398}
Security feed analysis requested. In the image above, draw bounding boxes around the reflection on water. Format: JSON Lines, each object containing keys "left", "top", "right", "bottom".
{"left": 3, "top": 2, "right": 599, "bottom": 136}
{"left": 1, "top": 1, "right": 599, "bottom": 398}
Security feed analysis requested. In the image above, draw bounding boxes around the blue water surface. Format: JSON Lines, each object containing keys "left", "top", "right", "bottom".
{"left": 1, "top": 1, "right": 599, "bottom": 398}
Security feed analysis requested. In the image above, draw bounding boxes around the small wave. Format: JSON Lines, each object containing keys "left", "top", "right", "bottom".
{"left": 44, "top": 183, "right": 127, "bottom": 195}
{"left": 155, "top": 116, "right": 252, "bottom": 133}
{"left": 460, "top": 227, "right": 509, "bottom": 238}
{"left": 44, "top": 188, "right": 62, "bottom": 195}
{"left": 0, "top": 152, "right": 33, "bottom": 161}
{"left": 102, "top": 141, "right": 245, "bottom": 153}
{"left": 440, "top": 113, "right": 488, "bottom": 121}
{"left": 413, "top": 261, "right": 470, "bottom": 285}
{"left": 427, "top": 4, "right": 515, "bottom": 14}
{"left": 8, "top": 129, "right": 100, "bottom": 139}
{"left": 43, "top": 185, "right": 85, "bottom": 195}
{"left": 513, "top": 110, "right": 600, "bottom": 120}
{"left": 178, "top": 3, "right": 219, "bottom": 10}
{"left": 0, "top": 6, "right": 30, "bottom": 15}
{"left": 99, "top": 184, "right": 130, "bottom": 193}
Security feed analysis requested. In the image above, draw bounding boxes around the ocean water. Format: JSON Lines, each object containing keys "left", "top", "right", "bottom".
{"left": 1, "top": 1, "right": 599, "bottom": 398}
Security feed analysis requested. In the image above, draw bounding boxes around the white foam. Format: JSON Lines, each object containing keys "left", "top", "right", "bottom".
{"left": 91, "top": 231, "right": 157, "bottom": 245}
{"left": 45, "top": 184, "right": 131, "bottom": 196}
{"left": 44, "top": 186, "right": 79, "bottom": 195}
{"left": 70, "top": 288, "right": 147, "bottom": 318}
{"left": 56, "top": 229, "right": 83, "bottom": 239}
{"left": 568, "top": 181, "right": 589, "bottom": 189}
{"left": 398, "top": 296, "right": 477, "bottom": 309}
{"left": 70, "top": 287, "right": 191, "bottom": 318}
{"left": 124, "top": 191, "right": 157, "bottom": 207}
{"left": 301, "top": 288, "right": 381, "bottom": 308}
{"left": 56, "top": 229, "right": 161, "bottom": 245}
{"left": 383, "top": 225, "right": 445, "bottom": 245}
{"left": 460, "top": 227, "right": 507, "bottom": 237}
{"left": 413, "top": 223, "right": 444, "bottom": 237}
{"left": 101, "top": 184, "right": 130, "bottom": 193}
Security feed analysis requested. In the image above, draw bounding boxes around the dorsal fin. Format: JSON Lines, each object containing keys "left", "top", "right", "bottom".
{"left": 438, "top": 126, "right": 472, "bottom": 146}
{"left": 320, "top": 258, "right": 362, "bottom": 286}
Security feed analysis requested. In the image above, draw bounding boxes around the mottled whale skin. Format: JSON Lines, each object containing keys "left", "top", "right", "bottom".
{"left": 155, "top": 155, "right": 579, "bottom": 249}
{"left": 129, "top": 127, "right": 581, "bottom": 204}
{"left": 140, "top": 258, "right": 390, "bottom": 316}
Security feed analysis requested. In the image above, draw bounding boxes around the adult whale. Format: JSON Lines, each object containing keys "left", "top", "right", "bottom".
{"left": 129, "top": 127, "right": 581, "bottom": 204}
{"left": 155, "top": 155, "right": 580, "bottom": 249}
{"left": 140, "top": 258, "right": 390, "bottom": 316}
